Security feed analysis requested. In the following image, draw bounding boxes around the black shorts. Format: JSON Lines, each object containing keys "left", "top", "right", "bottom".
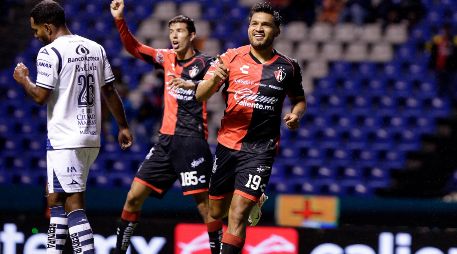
{"left": 135, "top": 134, "right": 212, "bottom": 198}
{"left": 209, "top": 144, "right": 275, "bottom": 202}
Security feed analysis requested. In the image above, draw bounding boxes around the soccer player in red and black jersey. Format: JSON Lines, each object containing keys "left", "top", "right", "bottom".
{"left": 110, "top": 1, "right": 223, "bottom": 253}
{"left": 196, "top": 2, "right": 306, "bottom": 253}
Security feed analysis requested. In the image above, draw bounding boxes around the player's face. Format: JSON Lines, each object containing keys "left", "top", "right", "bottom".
{"left": 169, "top": 22, "right": 194, "bottom": 54}
{"left": 30, "top": 17, "right": 51, "bottom": 44}
{"left": 248, "top": 12, "right": 279, "bottom": 50}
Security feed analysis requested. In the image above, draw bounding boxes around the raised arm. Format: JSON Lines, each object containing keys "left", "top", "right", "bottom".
{"left": 101, "top": 82, "right": 133, "bottom": 149}
{"left": 110, "top": 0, "right": 157, "bottom": 63}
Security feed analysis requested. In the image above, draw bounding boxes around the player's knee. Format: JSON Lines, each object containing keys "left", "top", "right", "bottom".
{"left": 125, "top": 191, "right": 144, "bottom": 209}
{"left": 229, "top": 204, "right": 250, "bottom": 223}
{"left": 209, "top": 205, "right": 225, "bottom": 220}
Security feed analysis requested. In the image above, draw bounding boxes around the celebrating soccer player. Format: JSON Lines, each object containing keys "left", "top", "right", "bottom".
{"left": 110, "top": 0, "right": 223, "bottom": 253}
{"left": 196, "top": 2, "right": 307, "bottom": 253}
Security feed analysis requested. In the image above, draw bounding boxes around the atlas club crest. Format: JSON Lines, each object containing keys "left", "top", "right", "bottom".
{"left": 189, "top": 65, "right": 199, "bottom": 78}
{"left": 274, "top": 66, "right": 286, "bottom": 82}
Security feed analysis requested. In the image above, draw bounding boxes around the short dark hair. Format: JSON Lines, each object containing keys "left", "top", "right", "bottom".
{"left": 30, "top": 0, "right": 66, "bottom": 27}
{"left": 168, "top": 15, "right": 196, "bottom": 34}
{"left": 249, "top": 2, "right": 282, "bottom": 28}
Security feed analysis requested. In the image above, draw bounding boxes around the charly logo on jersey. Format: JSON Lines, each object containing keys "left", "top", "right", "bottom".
{"left": 76, "top": 44, "right": 90, "bottom": 55}
{"left": 274, "top": 66, "right": 286, "bottom": 82}
{"left": 240, "top": 65, "right": 250, "bottom": 74}
{"left": 189, "top": 65, "right": 199, "bottom": 78}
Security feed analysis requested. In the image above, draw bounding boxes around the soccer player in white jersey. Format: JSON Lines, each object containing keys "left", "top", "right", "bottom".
{"left": 13, "top": 1, "right": 133, "bottom": 253}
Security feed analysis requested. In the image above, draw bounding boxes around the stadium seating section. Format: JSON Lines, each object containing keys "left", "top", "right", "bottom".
{"left": 1, "top": 0, "right": 455, "bottom": 197}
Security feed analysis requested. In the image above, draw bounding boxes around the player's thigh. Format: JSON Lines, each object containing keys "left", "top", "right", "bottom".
{"left": 208, "top": 144, "right": 237, "bottom": 199}
{"left": 172, "top": 136, "right": 213, "bottom": 195}
{"left": 135, "top": 140, "right": 176, "bottom": 198}
{"left": 47, "top": 148, "right": 99, "bottom": 194}
{"left": 234, "top": 152, "right": 274, "bottom": 202}
{"left": 208, "top": 193, "right": 233, "bottom": 219}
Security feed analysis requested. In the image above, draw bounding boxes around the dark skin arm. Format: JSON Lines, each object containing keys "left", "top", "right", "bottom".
{"left": 101, "top": 83, "right": 133, "bottom": 149}
{"left": 13, "top": 62, "right": 51, "bottom": 105}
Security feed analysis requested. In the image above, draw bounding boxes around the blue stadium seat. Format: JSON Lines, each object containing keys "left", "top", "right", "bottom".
{"left": 338, "top": 78, "right": 361, "bottom": 95}
{"left": 109, "top": 173, "right": 133, "bottom": 188}
{"left": 88, "top": 171, "right": 111, "bottom": 187}
{"left": 384, "top": 115, "right": 405, "bottom": 132}
{"left": 314, "top": 180, "right": 343, "bottom": 195}
{"left": 299, "top": 147, "right": 325, "bottom": 165}
{"left": 364, "top": 77, "right": 387, "bottom": 96}
{"left": 10, "top": 172, "right": 38, "bottom": 185}
{"left": 337, "top": 165, "right": 362, "bottom": 180}
{"left": 280, "top": 145, "right": 299, "bottom": 158}
{"left": 390, "top": 80, "right": 412, "bottom": 97}
{"left": 357, "top": 62, "right": 377, "bottom": 78}
{"left": 383, "top": 62, "right": 402, "bottom": 79}
{"left": 289, "top": 164, "right": 309, "bottom": 179}
{"left": 271, "top": 163, "right": 285, "bottom": 178}
{"left": 395, "top": 43, "right": 416, "bottom": 62}
{"left": 268, "top": 177, "right": 293, "bottom": 193}
{"left": 0, "top": 171, "right": 11, "bottom": 185}
{"left": 341, "top": 181, "right": 372, "bottom": 196}
{"left": 202, "top": 5, "right": 222, "bottom": 21}
{"left": 290, "top": 178, "right": 318, "bottom": 194}
{"left": 330, "top": 114, "right": 354, "bottom": 131}
{"left": 330, "top": 61, "right": 351, "bottom": 78}
{"left": 3, "top": 151, "right": 32, "bottom": 171}
{"left": 423, "top": 97, "right": 451, "bottom": 117}
{"left": 310, "top": 165, "right": 336, "bottom": 180}
{"left": 315, "top": 77, "right": 336, "bottom": 93}
{"left": 370, "top": 128, "right": 394, "bottom": 150}
{"left": 426, "top": 7, "right": 445, "bottom": 27}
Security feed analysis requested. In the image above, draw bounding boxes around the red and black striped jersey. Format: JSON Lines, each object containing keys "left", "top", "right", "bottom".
{"left": 116, "top": 19, "right": 213, "bottom": 138}
{"left": 204, "top": 45, "right": 305, "bottom": 152}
